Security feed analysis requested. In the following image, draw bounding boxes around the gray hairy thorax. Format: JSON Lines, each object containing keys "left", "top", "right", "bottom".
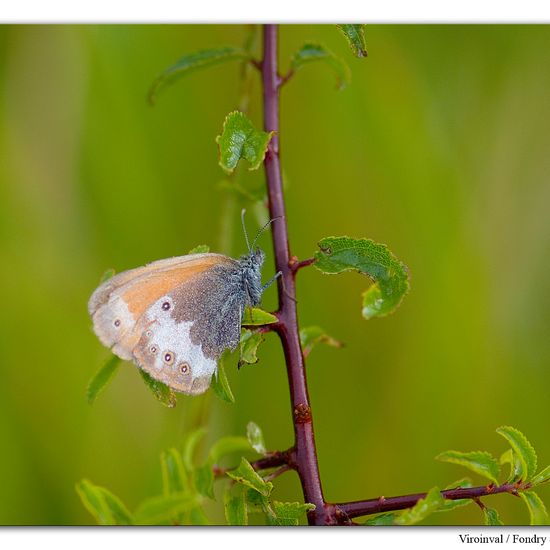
{"left": 168, "top": 249, "right": 265, "bottom": 360}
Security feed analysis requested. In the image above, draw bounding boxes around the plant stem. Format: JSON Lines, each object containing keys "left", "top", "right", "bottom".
{"left": 261, "top": 24, "right": 328, "bottom": 525}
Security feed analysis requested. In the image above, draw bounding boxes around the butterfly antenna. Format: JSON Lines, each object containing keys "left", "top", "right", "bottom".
{"left": 241, "top": 208, "right": 251, "bottom": 253}
{"left": 250, "top": 215, "right": 283, "bottom": 250}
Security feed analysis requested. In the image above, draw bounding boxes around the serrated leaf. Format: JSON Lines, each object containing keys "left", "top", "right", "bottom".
{"left": 532, "top": 465, "right": 550, "bottom": 487}
{"left": 193, "top": 464, "right": 215, "bottom": 500}
{"left": 134, "top": 493, "right": 196, "bottom": 525}
{"left": 245, "top": 487, "right": 267, "bottom": 510}
{"left": 160, "top": 448, "right": 189, "bottom": 496}
{"left": 496, "top": 426, "right": 538, "bottom": 481}
{"left": 76, "top": 479, "right": 134, "bottom": 525}
{"left": 242, "top": 307, "right": 278, "bottom": 325}
{"left": 395, "top": 487, "right": 444, "bottom": 525}
{"left": 138, "top": 369, "right": 177, "bottom": 408}
{"left": 149, "top": 47, "right": 251, "bottom": 104}
{"left": 188, "top": 244, "right": 210, "bottom": 254}
{"left": 363, "top": 512, "right": 399, "bottom": 525}
{"left": 436, "top": 451, "right": 500, "bottom": 485}
{"left": 500, "top": 449, "right": 522, "bottom": 482}
{"left": 483, "top": 507, "right": 504, "bottom": 526}
{"left": 439, "top": 478, "right": 473, "bottom": 512}
{"left": 290, "top": 43, "right": 351, "bottom": 90}
{"left": 216, "top": 111, "right": 275, "bottom": 173}
{"left": 520, "top": 491, "right": 550, "bottom": 525}
{"left": 336, "top": 24, "right": 368, "bottom": 57}
{"left": 183, "top": 428, "right": 207, "bottom": 471}
{"left": 267, "top": 501, "right": 316, "bottom": 526}
{"left": 211, "top": 357, "right": 235, "bottom": 403}
{"left": 299, "top": 325, "right": 342, "bottom": 357}
{"left": 313, "top": 236, "right": 409, "bottom": 319}
{"left": 227, "top": 458, "right": 273, "bottom": 497}
{"left": 239, "top": 329, "right": 265, "bottom": 367}
{"left": 224, "top": 486, "right": 248, "bottom": 525}
{"left": 246, "top": 422, "right": 266, "bottom": 455}
{"left": 86, "top": 355, "right": 121, "bottom": 405}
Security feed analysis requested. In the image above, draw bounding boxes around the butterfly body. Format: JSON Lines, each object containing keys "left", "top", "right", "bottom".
{"left": 88, "top": 249, "right": 267, "bottom": 395}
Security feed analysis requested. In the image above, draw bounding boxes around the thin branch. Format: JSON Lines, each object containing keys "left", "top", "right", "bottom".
{"left": 289, "top": 256, "right": 316, "bottom": 273}
{"left": 213, "top": 449, "right": 292, "bottom": 478}
{"left": 261, "top": 24, "right": 327, "bottom": 526}
{"left": 334, "top": 482, "right": 525, "bottom": 521}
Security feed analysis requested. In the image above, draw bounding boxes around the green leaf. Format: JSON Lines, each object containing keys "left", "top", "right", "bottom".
{"left": 76, "top": 479, "right": 134, "bottom": 525}
{"left": 188, "top": 244, "right": 210, "bottom": 254}
{"left": 216, "top": 111, "right": 275, "bottom": 174}
{"left": 532, "top": 465, "right": 550, "bottom": 487}
{"left": 239, "top": 329, "right": 265, "bottom": 367}
{"left": 520, "top": 491, "right": 550, "bottom": 525}
{"left": 436, "top": 451, "right": 500, "bottom": 485}
{"left": 299, "top": 325, "right": 343, "bottom": 357}
{"left": 208, "top": 436, "right": 252, "bottom": 464}
{"left": 363, "top": 512, "right": 399, "bottom": 525}
{"left": 86, "top": 355, "right": 121, "bottom": 405}
{"left": 246, "top": 422, "right": 266, "bottom": 455}
{"left": 290, "top": 43, "right": 351, "bottom": 90}
{"left": 313, "top": 236, "right": 409, "bottom": 319}
{"left": 438, "top": 478, "right": 473, "bottom": 512}
{"left": 193, "top": 464, "right": 215, "bottom": 500}
{"left": 483, "top": 507, "right": 504, "bottom": 526}
{"left": 242, "top": 307, "right": 278, "bottom": 325}
{"left": 395, "top": 487, "right": 444, "bottom": 525}
{"left": 138, "top": 369, "right": 177, "bottom": 408}
{"left": 183, "top": 428, "right": 207, "bottom": 470}
{"left": 496, "top": 426, "right": 538, "bottom": 481}
{"left": 134, "top": 493, "right": 196, "bottom": 525}
{"left": 160, "top": 448, "right": 189, "bottom": 495}
{"left": 189, "top": 505, "right": 210, "bottom": 525}
{"left": 211, "top": 356, "right": 235, "bottom": 403}
{"left": 500, "top": 449, "right": 522, "bottom": 482}
{"left": 336, "top": 24, "right": 368, "bottom": 58}
{"left": 148, "top": 47, "right": 251, "bottom": 104}
{"left": 226, "top": 458, "right": 273, "bottom": 497}
{"left": 267, "top": 501, "right": 316, "bottom": 526}
{"left": 224, "top": 486, "right": 248, "bottom": 526}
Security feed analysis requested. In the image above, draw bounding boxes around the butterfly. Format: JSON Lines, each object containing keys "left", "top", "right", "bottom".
{"left": 88, "top": 213, "right": 280, "bottom": 395}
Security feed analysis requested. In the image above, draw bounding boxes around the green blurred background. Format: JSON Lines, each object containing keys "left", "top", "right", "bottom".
{"left": 0, "top": 24, "right": 549, "bottom": 525}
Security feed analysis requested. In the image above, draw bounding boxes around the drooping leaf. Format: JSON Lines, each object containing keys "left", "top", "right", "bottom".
{"left": 138, "top": 369, "right": 177, "bottom": 408}
{"left": 242, "top": 307, "right": 278, "bottom": 325}
{"left": 193, "top": 464, "right": 215, "bottom": 500}
{"left": 86, "top": 355, "right": 121, "bottom": 405}
{"left": 299, "top": 325, "right": 342, "bottom": 357}
{"left": 438, "top": 478, "right": 473, "bottom": 512}
{"left": 160, "top": 448, "right": 189, "bottom": 495}
{"left": 496, "top": 426, "right": 537, "bottom": 481}
{"left": 532, "top": 465, "right": 550, "bottom": 487}
{"left": 149, "top": 47, "right": 251, "bottom": 104}
{"left": 246, "top": 422, "right": 266, "bottom": 455}
{"left": 483, "top": 507, "right": 504, "bottom": 526}
{"left": 313, "top": 236, "right": 409, "bottom": 319}
{"left": 224, "top": 485, "right": 248, "bottom": 525}
{"left": 336, "top": 24, "right": 368, "bottom": 57}
{"left": 290, "top": 43, "right": 351, "bottom": 90}
{"left": 395, "top": 487, "right": 444, "bottom": 525}
{"left": 267, "top": 501, "right": 316, "bottom": 526}
{"left": 182, "top": 428, "right": 207, "bottom": 471}
{"left": 134, "top": 493, "right": 196, "bottom": 525}
{"left": 76, "top": 479, "right": 134, "bottom": 525}
{"left": 520, "top": 491, "right": 550, "bottom": 525}
{"left": 188, "top": 244, "right": 210, "bottom": 254}
{"left": 363, "top": 512, "right": 399, "bottom": 525}
{"left": 211, "top": 356, "right": 235, "bottom": 403}
{"left": 226, "top": 458, "right": 273, "bottom": 497}
{"left": 239, "top": 329, "right": 265, "bottom": 367}
{"left": 216, "top": 111, "right": 275, "bottom": 173}
{"left": 436, "top": 451, "right": 500, "bottom": 485}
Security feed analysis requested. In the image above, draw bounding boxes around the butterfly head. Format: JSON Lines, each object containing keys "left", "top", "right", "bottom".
{"left": 239, "top": 247, "right": 265, "bottom": 306}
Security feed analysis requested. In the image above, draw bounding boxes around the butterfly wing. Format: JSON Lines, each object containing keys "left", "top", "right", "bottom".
{"left": 88, "top": 253, "right": 242, "bottom": 395}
